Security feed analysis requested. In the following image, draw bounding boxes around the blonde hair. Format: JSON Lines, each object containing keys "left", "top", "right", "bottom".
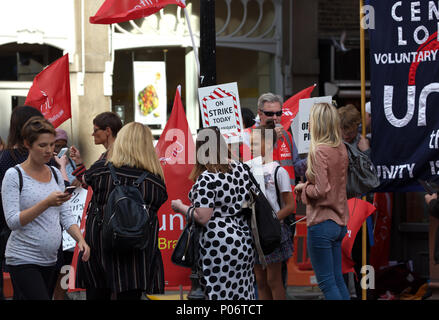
{"left": 108, "top": 122, "right": 164, "bottom": 180}
{"left": 306, "top": 103, "right": 342, "bottom": 182}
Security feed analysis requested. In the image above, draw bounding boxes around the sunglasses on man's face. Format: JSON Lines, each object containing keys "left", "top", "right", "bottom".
{"left": 261, "top": 110, "right": 283, "bottom": 117}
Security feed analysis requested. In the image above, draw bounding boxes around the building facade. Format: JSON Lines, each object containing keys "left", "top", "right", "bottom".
{"left": 0, "top": 0, "right": 313, "bottom": 166}
{"left": 0, "top": 0, "right": 431, "bottom": 294}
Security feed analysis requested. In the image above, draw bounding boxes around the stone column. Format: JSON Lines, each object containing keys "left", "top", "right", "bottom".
{"left": 73, "top": 0, "right": 111, "bottom": 167}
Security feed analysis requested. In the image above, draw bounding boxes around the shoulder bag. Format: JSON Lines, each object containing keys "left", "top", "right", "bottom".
{"left": 344, "top": 142, "right": 380, "bottom": 199}
{"left": 171, "top": 206, "right": 200, "bottom": 268}
{"left": 242, "top": 164, "right": 281, "bottom": 259}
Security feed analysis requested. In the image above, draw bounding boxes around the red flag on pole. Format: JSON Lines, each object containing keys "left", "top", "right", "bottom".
{"left": 342, "top": 198, "right": 376, "bottom": 274}
{"left": 155, "top": 86, "right": 195, "bottom": 288}
{"left": 280, "top": 84, "right": 316, "bottom": 131}
{"left": 24, "top": 54, "right": 71, "bottom": 128}
{"left": 90, "top": 0, "right": 186, "bottom": 24}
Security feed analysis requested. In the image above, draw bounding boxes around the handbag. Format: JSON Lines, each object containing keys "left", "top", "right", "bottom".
{"left": 344, "top": 141, "right": 380, "bottom": 199}
{"left": 171, "top": 207, "right": 200, "bottom": 268}
{"left": 242, "top": 164, "right": 281, "bottom": 258}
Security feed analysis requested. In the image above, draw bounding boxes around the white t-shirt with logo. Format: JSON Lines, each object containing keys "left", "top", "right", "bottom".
{"left": 262, "top": 161, "right": 292, "bottom": 213}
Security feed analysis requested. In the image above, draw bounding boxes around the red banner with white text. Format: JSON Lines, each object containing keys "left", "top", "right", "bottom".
{"left": 25, "top": 54, "right": 71, "bottom": 128}
{"left": 90, "top": 0, "right": 186, "bottom": 24}
{"left": 155, "top": 87, "right": 195, "bottom": 289}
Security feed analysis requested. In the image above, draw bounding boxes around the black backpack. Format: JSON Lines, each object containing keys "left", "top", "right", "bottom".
{"left": 102, "top": 162, "right": 152, "bottom": 252}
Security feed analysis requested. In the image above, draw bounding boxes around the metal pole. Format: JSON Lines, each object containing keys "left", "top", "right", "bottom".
{"left": 199, "top": 0, "right": 217, "bottom": 88}
{"left": 187, "top": 0, "right": 217, "bottom": 300}
{"left": 359, "top": 0, "right": 367, "bottom": 301}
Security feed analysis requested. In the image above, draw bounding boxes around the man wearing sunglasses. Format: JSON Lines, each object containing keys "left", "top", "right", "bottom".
{"left": 251, "top": 92, "right": 307, "bottom": 291}
{"left": 255, "top": 93, "right": 307, "bottom": 185}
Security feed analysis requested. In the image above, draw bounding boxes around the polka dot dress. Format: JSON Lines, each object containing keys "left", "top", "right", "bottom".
{"left": 189, "top": 161, "right": 256, "bottom": 300}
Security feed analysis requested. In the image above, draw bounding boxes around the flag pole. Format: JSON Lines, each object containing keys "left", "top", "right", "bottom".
{"left": 184, "top": 7, "right": 200, "bottom": 80}
{"left": 70, "top": 118, "right": 74, "bottom": 145}
{"left": 359, "top": 0, "right": 367, "bottom": 301}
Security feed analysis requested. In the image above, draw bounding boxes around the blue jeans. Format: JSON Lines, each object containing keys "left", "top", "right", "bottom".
{"left": 307, "top": 220, "right": 350, "bottom": 300}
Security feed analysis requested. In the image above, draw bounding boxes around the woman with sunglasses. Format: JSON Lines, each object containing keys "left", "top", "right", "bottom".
{"left": 171, "top": 126, "right": 257, "bottom": 300}
{"left": 69, "top": 112, "right": 123, "bottom": 188}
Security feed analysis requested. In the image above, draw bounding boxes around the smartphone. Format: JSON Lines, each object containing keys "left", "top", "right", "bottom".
{"left": 57, "top": 147, "right": 68, "bottom": 158}
{"left": 64, "top": 186, "right": 76, "bottom": 194}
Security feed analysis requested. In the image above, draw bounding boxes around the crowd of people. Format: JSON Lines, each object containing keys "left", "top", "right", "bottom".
{"left": 0, "top": 93, "right": 376, "bottom": 301}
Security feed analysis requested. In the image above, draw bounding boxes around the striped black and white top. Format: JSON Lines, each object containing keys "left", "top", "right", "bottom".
{"left": 75, "top": 159, "right": 168, "bottom": 294}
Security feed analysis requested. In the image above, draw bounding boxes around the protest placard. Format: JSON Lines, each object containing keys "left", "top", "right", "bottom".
{"left": 62, "top": 187, "right": 88, "bottom": 251}
{"left": 291, "top": 96, "right": 332, "bottom": 154}
{"left": 198, "top": 82, "right": 244, "bottom": 144}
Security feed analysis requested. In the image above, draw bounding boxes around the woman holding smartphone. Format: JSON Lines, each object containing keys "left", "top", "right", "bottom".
{"left": 1, "top": 117, "right": 90, "bottom": 300}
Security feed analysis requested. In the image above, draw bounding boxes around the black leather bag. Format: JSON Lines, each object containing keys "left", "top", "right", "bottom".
{"left": 243, "top": 164, "right": 281, "bottom": 256}
{"left": 344, "top": 142, "right": 380, "bottom": 199}
{"left": 171, "top": 207, "right": 200, "bottom": 268}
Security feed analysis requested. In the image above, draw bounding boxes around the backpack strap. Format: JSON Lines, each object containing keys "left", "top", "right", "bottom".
{"left": 108, "top": 162, "right": 121, "bottom": 185}
{"left": 13, "top": 166, "right": 23, "bottom": 193}
{"left": 133, "top": 171, "right": 149, "bottom": 188}
{"left": 242, "top": 163, "right": 264, "bottom": 194}
{"left": 107, "top": 162, "right": 149, "bottom": 188}
{"left": 49, "top": 166, "right": 59, "bottom": 184}
{"left": 14, "top": 165, "right": 59, "bottom": 193}
{"left": 274, "top": 165, "right": 282, "bottom": 210}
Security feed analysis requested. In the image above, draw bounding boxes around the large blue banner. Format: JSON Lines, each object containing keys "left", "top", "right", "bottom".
{"left": 369, "top": 0, "right": 439, "bottom": 192}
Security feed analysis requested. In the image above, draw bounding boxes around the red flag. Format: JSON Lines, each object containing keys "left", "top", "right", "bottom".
{"left": 155, "top": 86, "right": 195, "bottom": 289}
{"left": 90, "top": 0, "right": 186, "bottom": 24}
{"left": 24, "top": 54, "right": 71, "bottom": 128}
{"left": 341, "top": 198, "right": 376, "bottom": 274}
{"left": 280, "top": 84, "right": 316, "bottom": 131}
{"left": 369, "top": 192, "right": 393, "bottom": 271}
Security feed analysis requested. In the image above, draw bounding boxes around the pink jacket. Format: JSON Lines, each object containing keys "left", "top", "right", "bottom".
{"left": 301, "top": 143, "right": 349, "bottom": 227}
